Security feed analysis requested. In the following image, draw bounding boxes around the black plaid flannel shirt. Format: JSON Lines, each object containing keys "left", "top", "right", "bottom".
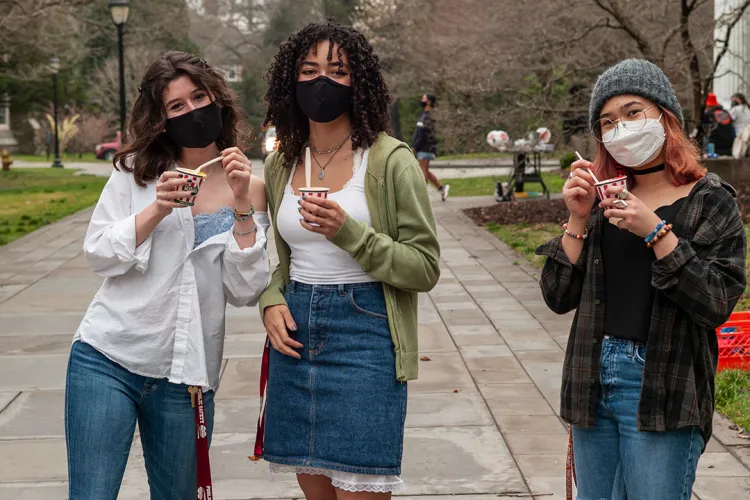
{"left": 536, "top": 173, "right": 747, "bottom": 445}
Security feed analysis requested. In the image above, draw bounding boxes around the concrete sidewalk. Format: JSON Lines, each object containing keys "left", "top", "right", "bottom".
{"left": 0, "top": 193, "right": 748, "bottom": 499}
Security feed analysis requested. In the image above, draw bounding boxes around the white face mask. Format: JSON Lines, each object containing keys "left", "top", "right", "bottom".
{"left": 602, "top": 116, "right": 666, "bottom": 168}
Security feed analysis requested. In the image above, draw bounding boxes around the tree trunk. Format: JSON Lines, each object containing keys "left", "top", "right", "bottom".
{"left": 679, "top": 0, "right": 704, "bottom": 139}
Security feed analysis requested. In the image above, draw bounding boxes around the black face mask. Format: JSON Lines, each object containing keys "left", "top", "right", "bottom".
{"left": 420, "top": 101, "right": 428, "bottom": 108}
{"left": 295, "top": 76, "right": 352, "bottom": 123}
{"left": 165, "top": 101, "right": 223, "bottom": 149}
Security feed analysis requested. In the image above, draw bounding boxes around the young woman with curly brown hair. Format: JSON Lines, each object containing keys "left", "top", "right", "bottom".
{"left": 256, "top": 21, "right": 440, "bottom": 499}
{"left": 65, "top": 51, "right": 270, "bottom": 499}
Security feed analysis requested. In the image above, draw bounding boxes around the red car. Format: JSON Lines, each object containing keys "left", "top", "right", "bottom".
{"left": 95, "top": 131, "right": 122, "bottom": 161}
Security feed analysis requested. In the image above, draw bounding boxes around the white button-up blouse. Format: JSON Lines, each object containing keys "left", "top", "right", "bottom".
{"left": 74, "top": 168, "right": 270, "bottom": 390}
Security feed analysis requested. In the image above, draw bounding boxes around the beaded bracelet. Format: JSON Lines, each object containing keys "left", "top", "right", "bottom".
{"left": 562, "top": 223, "right": 588, "bottom": 240}
{"left": 646, "top": 223, "right": 673, "bottom": 248}
{"left": 233, "top": 205, "right": 255, "bottom": 221}
{"left": 644, "top": 220, "right": 667, "bottom": 244}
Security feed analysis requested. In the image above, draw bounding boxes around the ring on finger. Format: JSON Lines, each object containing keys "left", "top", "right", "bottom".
{"left": 617, "top": 189, "right": 630, "bottom": 200}
{"left": 613, "top": 199, "right": 628, "bottom": 209}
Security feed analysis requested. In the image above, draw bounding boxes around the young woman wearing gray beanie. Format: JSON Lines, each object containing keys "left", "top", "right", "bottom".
{"left": 537, "top": 59, "right": 747, "bottom": 499}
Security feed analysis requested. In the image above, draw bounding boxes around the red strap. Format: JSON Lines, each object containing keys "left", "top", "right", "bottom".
{"left": 252, "top": 338, "right": 271, "bottom": 459}
{"left": 195, "top": 388, "right": 213, "bottom": 500}
{"left": 565, "top": 426, "right": 577, "bottom": 500}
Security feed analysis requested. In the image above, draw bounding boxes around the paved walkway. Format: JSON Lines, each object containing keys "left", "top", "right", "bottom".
{"left": 0, "top": 190, "right": 748, "bottom": 499}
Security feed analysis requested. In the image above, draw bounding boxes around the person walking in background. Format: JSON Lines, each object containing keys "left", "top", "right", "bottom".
{"left": 412, "top": 93, "right": 449, "bottom": 201}
{"left": 702, "top": 91, "right": 735, "bottom": 157}
{"left": 729, "top": 93, "right": 750, "bottom": 157}
{"left": 65, "top": 52, "right": 270, "bottom": 499}
{"left": 258, "top": 21, "right": 440, "bottom": 499}
{"left": 537, "top": 59, "right": 746, "bottom": 499}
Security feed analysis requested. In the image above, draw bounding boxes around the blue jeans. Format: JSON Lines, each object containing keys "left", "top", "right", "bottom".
{"left": 572, "top": 336, "right": 703, "bottom": 500}
{"left": 65, "top": 341, "right": 215, "bottom": 500}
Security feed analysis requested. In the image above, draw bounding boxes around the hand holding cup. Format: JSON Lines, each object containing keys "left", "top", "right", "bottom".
{"left": 154, "top": 171, "right": 193, "bottom": 216}
{"left": 599, "top": 186, "right": 663, "bottom": 238}
{"left": 298, "top": 195, "right": 347, "bottom": 238}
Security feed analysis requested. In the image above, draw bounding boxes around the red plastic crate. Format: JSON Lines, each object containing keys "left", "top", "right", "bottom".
{"left": 716, "top": 312, "right": 750, "bottom": 372}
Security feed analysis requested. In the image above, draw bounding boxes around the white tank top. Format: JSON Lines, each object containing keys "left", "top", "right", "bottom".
{"left": 276, "top": 149, "right": 377, "bottom": 285}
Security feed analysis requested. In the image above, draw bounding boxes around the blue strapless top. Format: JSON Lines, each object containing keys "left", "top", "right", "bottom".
{"left": 193, "top": 206, "right": 234, "bottom": 248}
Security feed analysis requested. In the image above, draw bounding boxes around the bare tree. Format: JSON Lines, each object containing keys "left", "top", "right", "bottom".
{"left": 87, "top": 43, "right": 165, "bottom": 126}
{"left": 0, "top": 0, "right": 94, "bottom": 79}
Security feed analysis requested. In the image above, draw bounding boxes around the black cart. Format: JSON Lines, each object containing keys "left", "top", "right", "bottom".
{"left": 496, "top": 151, "right": 550, "bottom": 201}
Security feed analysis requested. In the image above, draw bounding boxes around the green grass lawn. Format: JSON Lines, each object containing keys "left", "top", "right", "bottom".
{"left": 484, "top": 220, "right": 750, "bottom": 430}
{"left": 445, "top": 172, "right": 567, "bottom": 197}
{"left": 0, "top": 168, "right": 108, "bottom": 246}
{"left": 12, "top": 152, "right": 103, "bottom": 164}
{"left": 715, "top": 369, "right": 750, "bottom": 432}
{"left": 438, "top": 152, "right": 561, "bottom": 161}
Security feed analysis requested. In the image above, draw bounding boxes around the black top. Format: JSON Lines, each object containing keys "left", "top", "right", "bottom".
{"left": 412, "top": 111, "right": 438, "bottom": 154}
{"left": 703, "top": 106, "right": 735, "bottom": 155}
{"left": 601, "top": 197, "right": 685, "bottom": 343}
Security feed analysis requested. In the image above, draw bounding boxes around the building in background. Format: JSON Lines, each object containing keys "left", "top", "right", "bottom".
{"left": 0, "top": 96, "right": 18, "bottom": 153}
{"left": 714, "top": 0, "right": 750, "bottom": 107}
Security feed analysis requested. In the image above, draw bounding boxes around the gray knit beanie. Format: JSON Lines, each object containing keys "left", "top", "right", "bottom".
{"left": 589, "top": 59, "right": 683, "bottom": 129}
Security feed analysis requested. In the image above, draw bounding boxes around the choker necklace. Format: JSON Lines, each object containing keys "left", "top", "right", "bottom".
{"left": 309, "top": 131, "right": 352, "bottom": 155}
{"left": 632, "top": 163, "right": 666, "bottom": 176}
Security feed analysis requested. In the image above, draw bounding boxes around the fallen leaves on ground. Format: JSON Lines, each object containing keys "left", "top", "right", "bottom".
{"left": 464, "top": 199, "right": 569, "bottom": 226}
{"left": 420, "top": 356, "right": 432, "bottom": 361}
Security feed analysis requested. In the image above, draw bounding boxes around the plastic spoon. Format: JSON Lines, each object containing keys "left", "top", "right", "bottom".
{"left": 194, "top": 156, "right": 223, "bottom": 173}
{"left": 305, "top": 147, "right": 311, "bottom": 188}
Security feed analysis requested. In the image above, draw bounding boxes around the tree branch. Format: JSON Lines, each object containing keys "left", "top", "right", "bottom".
{"left": 592, "top": 0, "right": 654, "bottom": 59}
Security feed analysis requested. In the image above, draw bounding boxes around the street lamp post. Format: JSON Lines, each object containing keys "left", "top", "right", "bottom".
{"left": 50, "top": 57, "right": 62, "bottom": 168}
{"left": 109, "top": 0, "right": 130, "bottom": 137}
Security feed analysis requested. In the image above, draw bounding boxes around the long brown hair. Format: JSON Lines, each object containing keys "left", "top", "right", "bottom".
{"left": 114, "top": 51, "right": 249, "bottom": 187}
{"left": 593, "top": 108, "right": 706, "bottom": 188}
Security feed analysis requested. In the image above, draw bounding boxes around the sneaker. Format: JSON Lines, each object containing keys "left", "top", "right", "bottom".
{"left": 441, "top": 184, "right": 450, "bottom": 201}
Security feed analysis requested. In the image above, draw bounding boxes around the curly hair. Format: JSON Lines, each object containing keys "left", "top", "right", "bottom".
{"left": 114, "top": 51, "right": 249, "bottom": 187}
{"left": 263, "top": 21, "right": 391, "bottom": 166}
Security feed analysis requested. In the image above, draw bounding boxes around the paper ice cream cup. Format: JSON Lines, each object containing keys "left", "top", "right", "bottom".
{"left": 595, "top": 176, "right": 627, "bottom": 200}
{"left": 298, "top": 187, "right": 329, "bottom": 199}
{"left": 174, "top": 167, "right": 207, "bottom": 207}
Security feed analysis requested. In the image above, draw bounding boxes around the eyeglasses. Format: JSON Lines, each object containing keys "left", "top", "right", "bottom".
{"left": 591, "top": 105, "right": 661, "bottom": 143}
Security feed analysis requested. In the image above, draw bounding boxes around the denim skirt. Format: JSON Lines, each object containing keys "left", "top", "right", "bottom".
{"left": 263, "top": 281, "right": 408, "bottom": 475}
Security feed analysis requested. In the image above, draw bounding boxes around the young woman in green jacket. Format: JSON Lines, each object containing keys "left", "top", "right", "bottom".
{"left": 255, "top": 21, "right": 440, "bottom": 500}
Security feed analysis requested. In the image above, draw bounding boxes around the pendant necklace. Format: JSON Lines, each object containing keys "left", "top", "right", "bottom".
{"left": 309, "top": 132, "right": 352, "bottom": 180}
{"left": 312, "top": 145, "right": 345, "bottom": 180}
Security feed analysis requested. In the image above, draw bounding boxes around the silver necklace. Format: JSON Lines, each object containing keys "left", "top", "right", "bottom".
{"left": 309, "top": 131, "right": 352, "bottom": 155}
{"left": 312, "top": 146, "right": 345, "bottom": 180}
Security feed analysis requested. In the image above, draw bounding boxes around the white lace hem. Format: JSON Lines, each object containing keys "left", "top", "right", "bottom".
{"left": 269, "top": 463, "right": 405, "bottom": 493}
